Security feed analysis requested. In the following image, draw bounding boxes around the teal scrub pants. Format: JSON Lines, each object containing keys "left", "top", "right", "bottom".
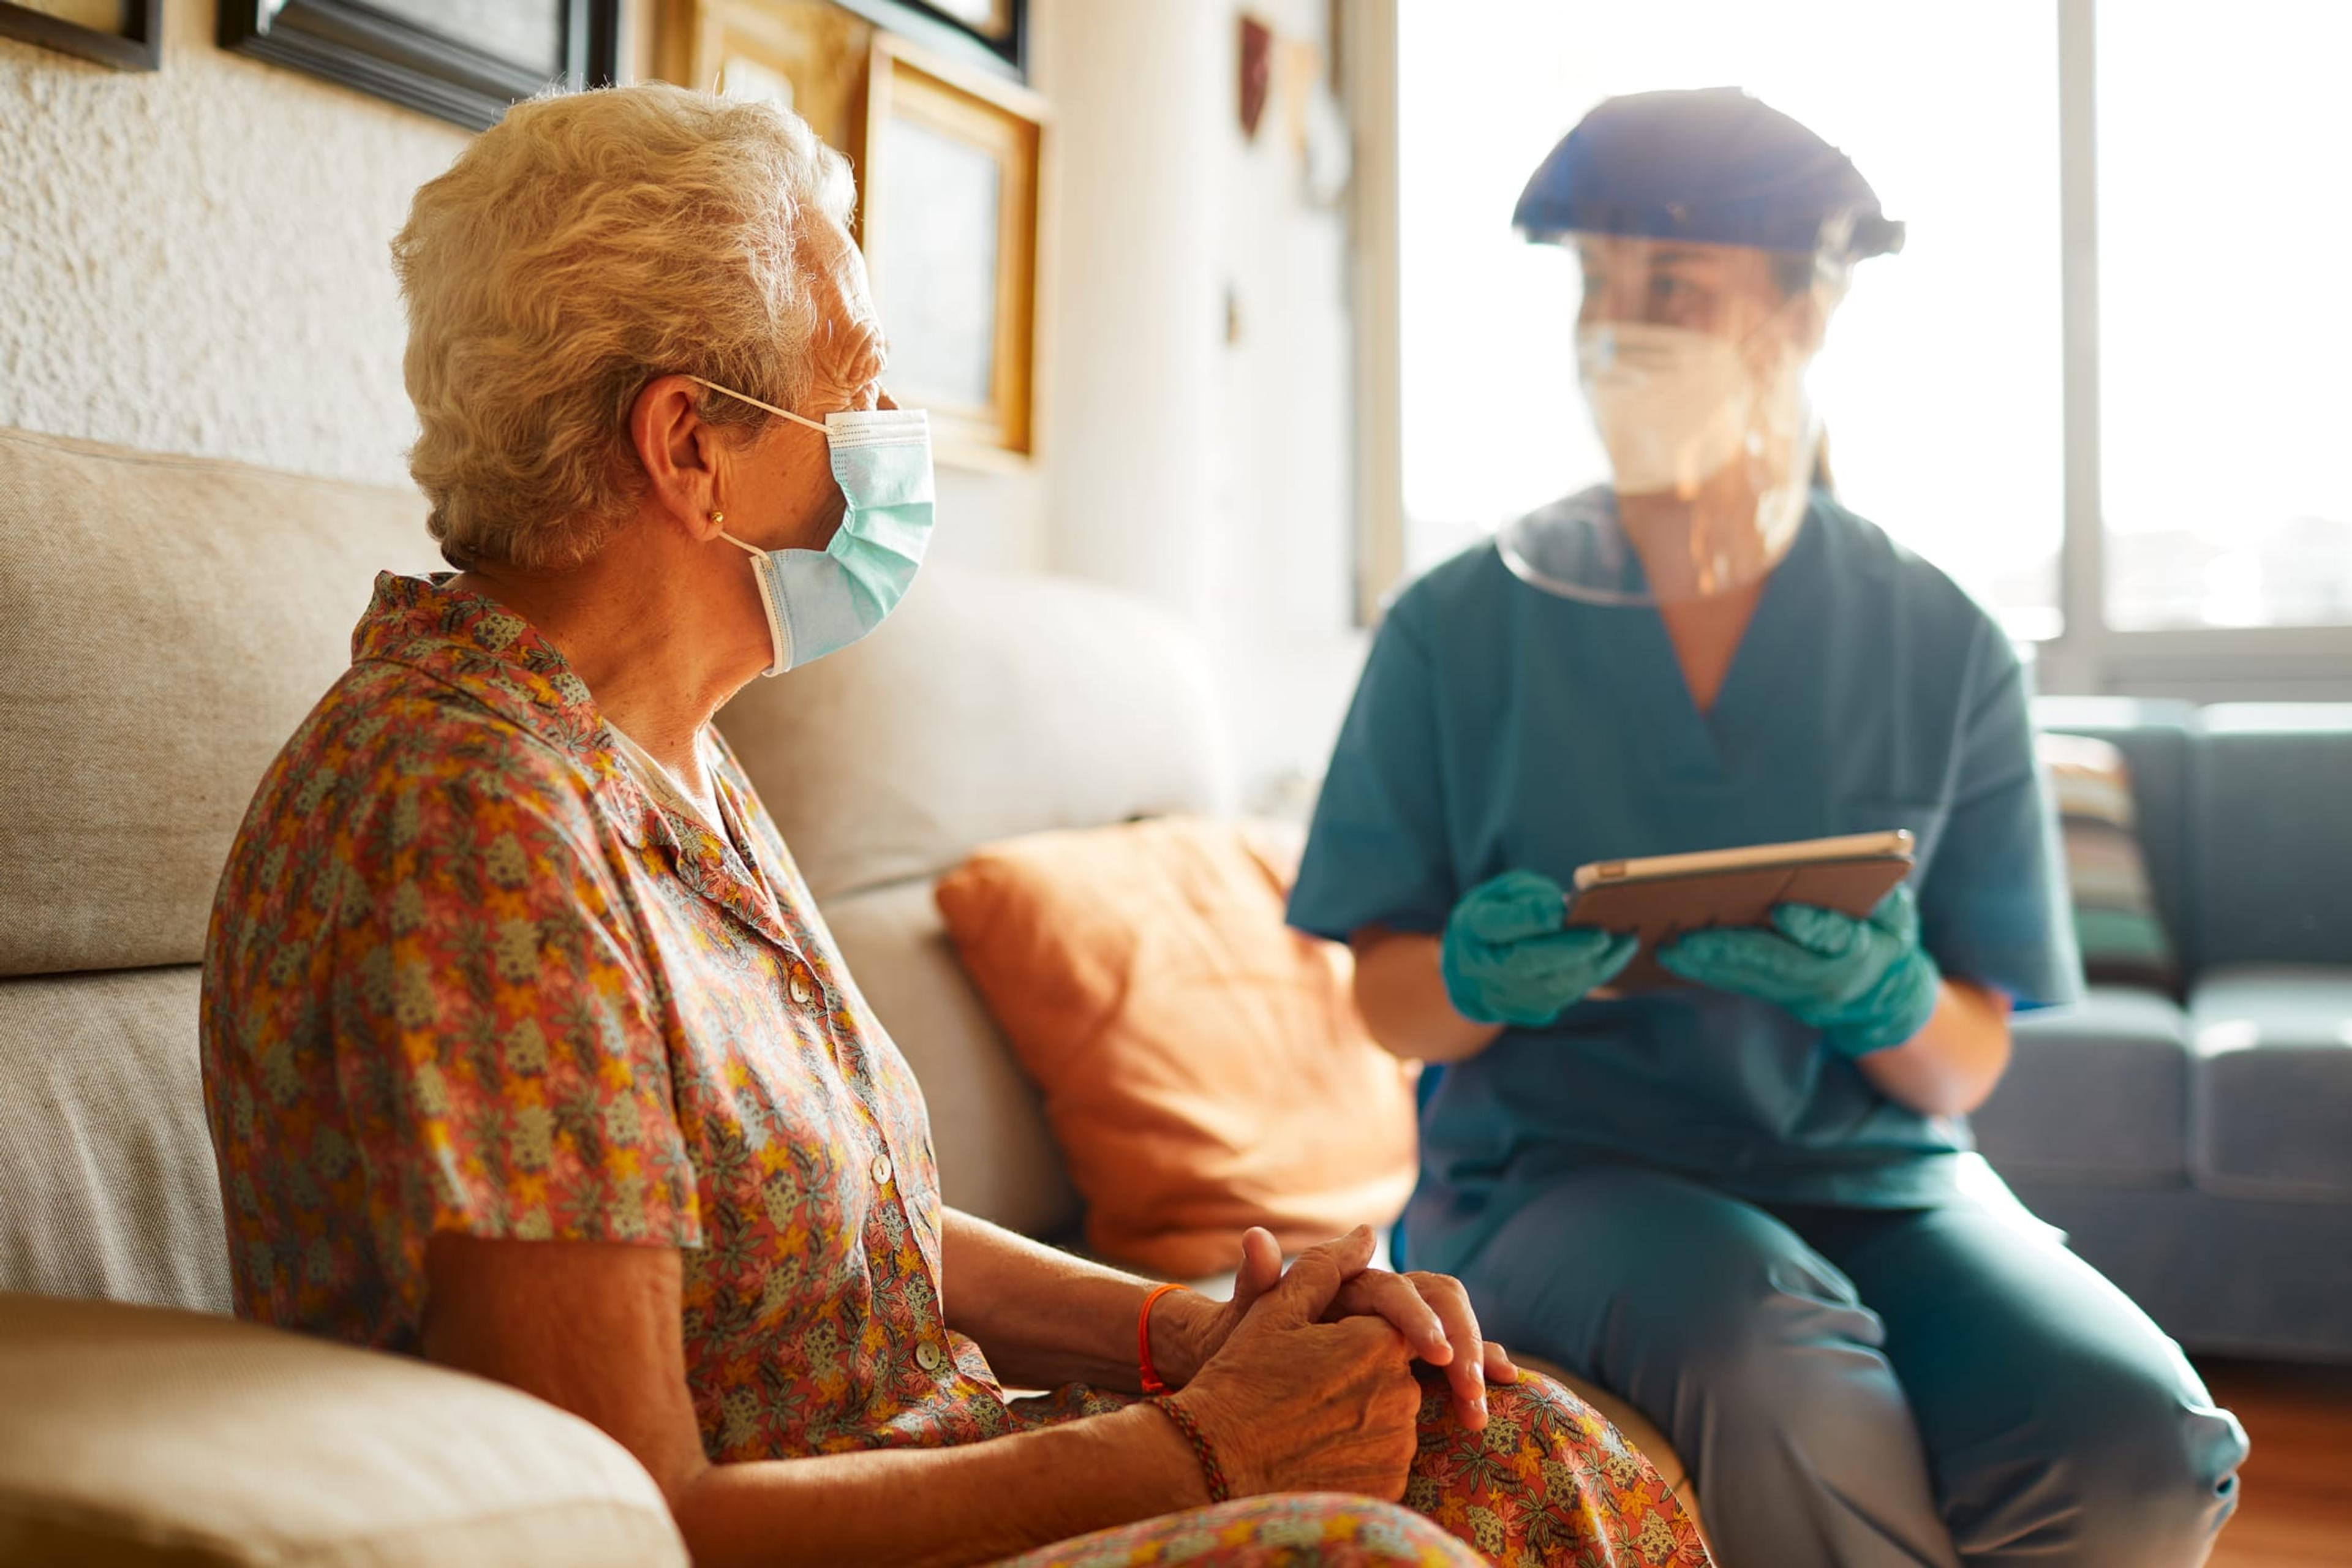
{"left": 1457, "top": 1165, "right": 2248, "bottom": 1568}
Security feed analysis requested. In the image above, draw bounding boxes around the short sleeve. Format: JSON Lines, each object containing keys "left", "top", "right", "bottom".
{"left": 332, "top": 768, "right": 703, "bottom": 1284}
{"left": 1917, "top": 631, "right": 2084, "bottom": 1011}
{"left": 1288, "top": 610, "right": 1458, "bottom": 942}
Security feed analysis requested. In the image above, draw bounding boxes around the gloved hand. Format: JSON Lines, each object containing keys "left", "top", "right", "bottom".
{"left": 1657, "top": 886, "right": 1942, "bottom": 1057}
{"left": 1442, "top": 870, "right": 1640, "bottom": 1028}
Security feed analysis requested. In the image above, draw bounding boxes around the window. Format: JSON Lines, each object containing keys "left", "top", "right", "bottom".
{"left": 1380, "top": 1, "right": 2352, "bottom": 670}
{"left": 2097, "top": 3, "right": 2352, "bottom": 631}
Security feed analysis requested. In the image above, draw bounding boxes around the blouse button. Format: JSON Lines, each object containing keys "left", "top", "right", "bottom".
{"left": 870, "top": 1153, "right": 893, "bottom": 1186}
{"left": 790, "top": 972, "right": 813, "bottom": 1006}
{"left": 915, "top": 1342, "right": 946, "bottom": 1373}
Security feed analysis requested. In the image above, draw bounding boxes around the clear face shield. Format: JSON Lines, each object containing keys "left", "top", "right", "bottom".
{"left": 1500, "top": 233, "right": 1847, "bottom": 606}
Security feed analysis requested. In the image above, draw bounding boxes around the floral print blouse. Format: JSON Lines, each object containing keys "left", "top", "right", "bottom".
{"left": 202, "top": 573, "right": 1014, "bottom": 1460}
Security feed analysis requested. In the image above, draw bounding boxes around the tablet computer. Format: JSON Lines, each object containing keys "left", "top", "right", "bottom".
{"left": 1564, "top": 829, "right": 1917, "bottom": 993}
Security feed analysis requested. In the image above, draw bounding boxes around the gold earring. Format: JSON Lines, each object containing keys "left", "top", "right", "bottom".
{"left": 708, "top": 509, "right": 725, "bottom": 526}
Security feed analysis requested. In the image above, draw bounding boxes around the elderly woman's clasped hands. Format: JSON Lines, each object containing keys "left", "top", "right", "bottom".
{"left": 1161, "top": 1225, "right": 1520, "bottom": 1499}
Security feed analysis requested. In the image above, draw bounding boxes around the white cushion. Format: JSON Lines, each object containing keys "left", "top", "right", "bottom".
{"left": 0, "top": 968, "right": 228, "bottom": 1311}
{"left": 0, "top": 427, "right": 436, "bottom": 976}
{"left": 819, "top": 878, "right": 1082, "bottom": 1238}
{"left": 718, "top": 562, "right": 1234, "bottom": 902}
{"left": 0, "top": 1292, "right": 686, "bottom": 1567}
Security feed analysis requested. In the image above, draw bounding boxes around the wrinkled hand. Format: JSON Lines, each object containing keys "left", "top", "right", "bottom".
{"left": 1658, "top": 886, "right": 1942, "bottom": 1057}
{"left": 1325, "top": 1262, "right": 1518, "bottom": 1430}
{"left": 1171, "top": 1228, "right": 1423, "bottom": 1501}
{"left": 1161, "top": 1227, "right": 1518, "bottom": 1433}
{"left": 1442, "top": 870, "right": 1639, "bottom": 1027}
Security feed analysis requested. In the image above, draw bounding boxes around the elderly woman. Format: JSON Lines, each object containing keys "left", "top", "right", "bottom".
{"left": 200, "top": 85, "right": 1706, "bottom": 1568}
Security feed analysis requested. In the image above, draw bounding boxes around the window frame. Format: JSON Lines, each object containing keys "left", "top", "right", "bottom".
{"left": 2044, "top": 0, "right": 2352, "bottom": 698}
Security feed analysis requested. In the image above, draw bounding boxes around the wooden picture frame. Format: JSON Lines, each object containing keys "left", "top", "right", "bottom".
{"left": 831, "top": 0, "right": 1022, "bottom": 82}
{"left": 0, "top": 0, "right": 160, "bottom": 70}
{"left": 655, "top": 0, "right": 872, "bottom": 156}
{"left": 859, "top": 34, "right": 1044, "bottom": 462}
{"left": 218, "top": 0, "right": 622, "bottom": 132}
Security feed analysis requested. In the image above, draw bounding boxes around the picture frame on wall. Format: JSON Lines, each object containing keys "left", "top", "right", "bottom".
{"left": 655, "top": 0, "right": 872, "bottom": 154}
{"left": 831, "top": 0, "right": 1022, "bottom": 81}
{"left": 858, "top": 34, "right": 1046, "bottom": 462}
{"left": 0, "top": 0, "right": 161, "bottom": 71}
{"left": 219, "top": 0, "right": 622, "bottom": 131}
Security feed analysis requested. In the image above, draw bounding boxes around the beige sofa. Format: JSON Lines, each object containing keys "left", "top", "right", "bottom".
{"left": 0, "top": 427, "right": 1694, "bottom": 1564}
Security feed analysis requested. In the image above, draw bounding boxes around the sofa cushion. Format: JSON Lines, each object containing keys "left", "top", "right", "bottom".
{"left": 2032, "top": 696, "right": 2198, "bottom": 970}
{"left": 718, "top": 563, "right": 1234, "bottom": 903}
{"left": 818, "top": 877, "right": 1084, "bottom": 1240}
{"left": 1992, "top": 1181, "right": 2352, "bottom": 1363}
{"left": 0, "top": 428, "right": 435, "bottom": 977}
{"left": 2037, "top": 731, "right": 2177, "bottom": 992}
{"left": 2190, "top": 965, "right": 2352, "bottom": 1202}
{"left": 935, "top": 818, "right": 1418, "bottom": 1278}
{"left": 1971, "top": 986, "right": 2190, "bottom": 1188}
{"left": 0, "top": 968, "right": 228, "bottom": 1311}
{"left": 0, "top": 1291, "right": 686, "bottom": 1568}
{"left": 2190, "top": 706, "right": 2352, "bottom": 970}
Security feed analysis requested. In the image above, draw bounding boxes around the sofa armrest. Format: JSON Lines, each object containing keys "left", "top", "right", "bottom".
{"left": 0, "top": 1291, "right": 685, "bottom": 1568}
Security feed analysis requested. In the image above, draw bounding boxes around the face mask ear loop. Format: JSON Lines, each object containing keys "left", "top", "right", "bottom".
{"left": 683, "top": 374, "right": 831, "bottom": 435}
{"left": 713, "top": 527, "right": 792, "bottom": 674}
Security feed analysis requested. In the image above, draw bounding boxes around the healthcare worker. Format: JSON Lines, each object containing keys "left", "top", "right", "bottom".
{"left": 1289, "top": 88, "right": 2247, "bottom": 1568}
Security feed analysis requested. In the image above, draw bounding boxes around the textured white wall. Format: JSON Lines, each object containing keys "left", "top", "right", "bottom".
{"left": 0, "top": 1, "right": 470, "bottom": 489}
{"left": 1038, "top": 0, "right": 1368, "bottom": 810}
{"left": 1210, "top": 0, "right": 1370, "bottom": 813}
{"left": 1033, "top": 0, "right": 1224, "bottom": 620}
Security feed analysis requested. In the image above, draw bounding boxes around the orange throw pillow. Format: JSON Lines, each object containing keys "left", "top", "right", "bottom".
{"left": 933, "top": 816, "right": 1418, "bottom": 1278}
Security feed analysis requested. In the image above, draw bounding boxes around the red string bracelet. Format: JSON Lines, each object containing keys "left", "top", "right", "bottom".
{"left": 1137, "top": 1281, "right": 1191, "bottom": 1396}
{"left": 1149, "top": 1394, "right": 1232, "bottom": 1504}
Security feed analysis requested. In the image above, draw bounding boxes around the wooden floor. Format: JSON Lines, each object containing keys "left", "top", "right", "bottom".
{"left": 2200, "top": 1359, "right": 2352, "bottom": 1568}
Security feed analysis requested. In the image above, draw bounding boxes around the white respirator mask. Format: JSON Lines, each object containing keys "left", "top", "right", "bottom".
{"left": 1576, "top": 321, "right": 1789, "bottom": 497}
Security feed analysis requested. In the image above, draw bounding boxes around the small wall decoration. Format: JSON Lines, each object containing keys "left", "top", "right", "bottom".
{"left": 0, "top": 0, "right": 160, "bottom": 70}
{"left": 1234, "top": 10, "right": 1351, "bottom": 209}
{"left": 219, "top": 0, "right": 622, "bottom": 131}
{"left": 859, "top": 32, "right": 1044, "bottom": 461}
{"left": 1238, "top": 14, "right": 1272, "bottom": 139}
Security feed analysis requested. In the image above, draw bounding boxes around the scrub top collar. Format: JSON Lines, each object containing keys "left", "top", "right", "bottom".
{"left": 1500, "top": 487, "right": 1830, "bottom": 782}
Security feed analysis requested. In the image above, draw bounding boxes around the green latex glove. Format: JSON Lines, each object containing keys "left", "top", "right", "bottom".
{"left": 1657, "top": 886, "right": 1942, "bottom": 1057}
{"left": 1442, "top": 870, "right": 1640, "bottom": 1028}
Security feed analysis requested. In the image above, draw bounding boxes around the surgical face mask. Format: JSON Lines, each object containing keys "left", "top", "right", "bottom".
{"left": 1575, "top": 321, "right": 1768, "bottom": 496}
{"left": 687, "top": 376, "right": 934, "bottom": 676}
{"left": 1532, "top": 314, "right": 1818, "bottom": 603}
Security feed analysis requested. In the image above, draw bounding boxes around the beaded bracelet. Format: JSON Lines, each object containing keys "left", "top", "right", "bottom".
{"left": 1148, "top": 1395, "right": 1232, "bottom": 1505}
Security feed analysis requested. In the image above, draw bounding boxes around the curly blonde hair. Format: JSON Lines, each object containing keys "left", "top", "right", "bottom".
{"left": 391, "top": 84, "right": 856, "bottom": 570}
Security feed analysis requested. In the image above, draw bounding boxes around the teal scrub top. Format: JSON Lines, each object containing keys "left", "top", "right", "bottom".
{"left": 1288, "top": 489, "right": 2082, "bottom": 1276}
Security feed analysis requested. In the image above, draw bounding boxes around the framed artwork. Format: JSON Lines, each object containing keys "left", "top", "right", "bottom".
{"left": 218, "top": 0, "right": 622, "bottom": 131}
{"left": 655, "top": 0, "right": 872, "bottom": 154}
{"left": 831, "top": 0, "right": 1022, "bottom": 81}
{"left": 0, "top": 0, "right": 160, "bottom": 70}
{"left": 858, "top": 33, "right": 1045, "bottom": 461}
{"left": 654, "top": 8, "right": 1044, "bottom": 462}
